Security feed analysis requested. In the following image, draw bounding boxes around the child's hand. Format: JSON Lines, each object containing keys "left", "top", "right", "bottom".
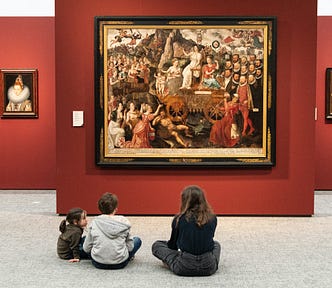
{"left": 68, "top": 258, "right": 80, "bottom": 263}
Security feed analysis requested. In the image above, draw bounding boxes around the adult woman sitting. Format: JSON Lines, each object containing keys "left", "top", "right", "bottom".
{"left": 152, "top": 185, "right": 221, "bottom": 276}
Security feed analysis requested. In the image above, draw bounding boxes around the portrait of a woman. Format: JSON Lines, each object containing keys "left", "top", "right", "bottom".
{"left": 6, "top": 74, "right": 32, "bottom": 112}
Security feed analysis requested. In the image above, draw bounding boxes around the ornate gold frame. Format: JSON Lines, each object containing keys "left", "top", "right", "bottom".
{"left": 95, "top": 16, "right": 276, "bottom": 167}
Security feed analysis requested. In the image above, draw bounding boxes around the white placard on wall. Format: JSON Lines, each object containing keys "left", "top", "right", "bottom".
{"left": 72, "top": 111, "right": 84, "bottom": 127}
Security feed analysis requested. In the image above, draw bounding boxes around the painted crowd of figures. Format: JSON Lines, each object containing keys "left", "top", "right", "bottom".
{"left": 105, "top": 29, "right": 264, "bottom": 152}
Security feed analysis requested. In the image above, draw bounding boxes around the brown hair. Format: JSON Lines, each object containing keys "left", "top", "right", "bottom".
{"left": 98, "top": 192, "right": 118, "bottom": 214}
{"left": 178, "top": 185, "right": 214, "bottom": 227}
{"left": 59, "top": 207, "right": 86, "bottom": 233}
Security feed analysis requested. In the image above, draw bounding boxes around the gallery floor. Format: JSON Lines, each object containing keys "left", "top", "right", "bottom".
{"left": 0, "top": 190, "right": 331, "bottom": 288}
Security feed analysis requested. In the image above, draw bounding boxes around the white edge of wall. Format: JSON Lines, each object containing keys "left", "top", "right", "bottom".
{"left": 318, "top": 0, "right": 332, "bottom": 16}
{"left": 0, "top": 0, "right": 331, "bottom": 17}
{"left": 0, "top": 0, "right": 54, "bottom": 17}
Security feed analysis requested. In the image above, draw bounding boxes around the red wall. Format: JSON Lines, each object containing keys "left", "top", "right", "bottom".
{"left": 315, "top": 16, "right": 332, "bottom": 189}
{"left": 55, "top": 0, "right": 316, "bottom": 215}
{"left": 0, "top": 17, "right": 56, "bottom": 189}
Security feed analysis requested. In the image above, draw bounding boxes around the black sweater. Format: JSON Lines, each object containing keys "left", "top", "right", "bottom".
{"left": 167, "top": 214, "right": 217, "bottom": 255}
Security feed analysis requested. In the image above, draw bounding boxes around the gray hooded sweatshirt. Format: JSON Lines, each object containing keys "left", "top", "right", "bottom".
{"left": 83, "top": 214, "right": 134, "bottom": 264}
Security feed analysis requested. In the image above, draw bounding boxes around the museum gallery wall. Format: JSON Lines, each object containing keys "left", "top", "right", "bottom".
{"left": 315, "top": 16, "right": 332, "bottom": 189}
{"left": 0, "top": 0, "right": 317, "bottom": 215}
{"left": 0, "top": 17, "right": 56, "bottom": 188}
{"left": 53, "top": 0, "right": 316, "bottom": 215}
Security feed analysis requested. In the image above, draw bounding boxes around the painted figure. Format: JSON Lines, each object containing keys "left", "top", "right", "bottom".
{"left": 180, "top": 45, "right": 202, "bottom": 89}
{"left": 6, "top": 75, "right": 32, "bottom": 112}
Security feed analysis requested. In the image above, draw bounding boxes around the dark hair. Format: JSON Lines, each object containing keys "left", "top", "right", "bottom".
{"left": 98, "top": 192, "right": 118, "bottom": 214}
{"left": 59, "top": 207, "right": 85, "bottom": 233}
{"left": 178, "top": 185, "right": 214, "bottom": 227}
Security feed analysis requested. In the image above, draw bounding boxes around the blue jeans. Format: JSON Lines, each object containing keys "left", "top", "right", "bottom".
{"left": 92, "top": 237, "right": 142, "bottom": 269}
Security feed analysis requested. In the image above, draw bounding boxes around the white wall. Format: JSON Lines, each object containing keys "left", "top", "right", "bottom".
{"left": 318, "top": 0, "right": 332, "bottom": 15}
{"left": 0, "top": 0, "right": 54, "bottom": 16}
{"left": 0, "top": 0, "right": 330, "bottom": 17}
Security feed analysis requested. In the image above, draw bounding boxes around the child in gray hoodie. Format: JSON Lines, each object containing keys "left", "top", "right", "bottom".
{"left": 83, "top": 192, "right": 142, "bottom": 269}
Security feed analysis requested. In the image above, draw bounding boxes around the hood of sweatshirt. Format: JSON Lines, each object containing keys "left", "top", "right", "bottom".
{"left": 93, "top": 215, "right": 131, "bottom": 239}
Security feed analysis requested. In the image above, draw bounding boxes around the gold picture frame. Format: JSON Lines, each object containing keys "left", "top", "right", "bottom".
{"left": 95, "top": 16, "right": 276, "bottom": 167}
{"left": 0, "top": 69, "right": 38, "bottom": 118}
{"left": 325, "top": 68, "right": 332, "bottom": 120}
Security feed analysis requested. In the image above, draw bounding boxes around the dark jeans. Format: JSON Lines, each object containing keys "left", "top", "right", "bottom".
{"left": 152, "top": 240, "right": 221, "bottom": 276}
{"left": 79, "top": 236, "right": 90, "bottom": 259}
{"left": 91, "top": 237, "right": 142, "bottom": 269}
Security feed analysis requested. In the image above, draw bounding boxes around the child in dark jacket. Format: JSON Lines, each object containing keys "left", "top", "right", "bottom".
{"left": 57, "top": 207, "right": 88, "bottom": 262}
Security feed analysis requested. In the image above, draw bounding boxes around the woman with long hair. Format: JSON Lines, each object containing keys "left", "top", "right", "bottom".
{"left": 152, "top": 185, "right": 221, "bottom": 276}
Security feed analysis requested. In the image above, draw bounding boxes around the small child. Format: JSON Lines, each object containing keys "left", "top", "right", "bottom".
{"left": 57, "top": 207, "right": 88, "bottom": 262}
{"left": 83, "top": 192, "right": 142, "bottom": 269}
{"left": 154, "top": 71, "right": 166, "bottom": 95}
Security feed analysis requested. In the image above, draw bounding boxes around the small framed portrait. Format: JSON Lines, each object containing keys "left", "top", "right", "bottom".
{"left": 0, "top": 69, "right": 38, "bottom": 118}
{"left": 326, "top": 68, "right": 332, "bottom": 120}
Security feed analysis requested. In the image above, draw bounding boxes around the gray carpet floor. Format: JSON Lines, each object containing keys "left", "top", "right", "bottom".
{"left": 0, "top": 190, "right": 331, "bottom": 288}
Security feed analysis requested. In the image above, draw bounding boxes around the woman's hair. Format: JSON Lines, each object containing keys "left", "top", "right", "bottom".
{"left": 179, "top": 185, "right": 214, "bottom": 227}
{"left": 98, "top": 192, "right": 118, "bottom": 214}
{"left": 59, "top": 207, "right": 85, "bottom": 233}
{"left": 172, "top": 58, "right": 179, "bottom": 64}
{"left": 14, "top": 75, "right": 24, "bottom": 89}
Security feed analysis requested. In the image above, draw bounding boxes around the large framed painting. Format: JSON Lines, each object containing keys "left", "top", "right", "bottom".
{"left": 95, "top": 16, "right": 276, "bottom": 167}
{"left": 326, "top": 68, "right": 332, "bottom": 120}
{"left": 0, "top": 69, "right": 38, "bottom": 118}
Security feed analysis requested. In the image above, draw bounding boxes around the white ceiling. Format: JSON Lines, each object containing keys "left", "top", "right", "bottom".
{"left": 0, "top": 0, "right": 330, "bottom": 17}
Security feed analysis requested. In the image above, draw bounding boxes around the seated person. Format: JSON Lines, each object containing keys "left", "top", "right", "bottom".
{"left": 201, "top": 56, "right": 221, "bottom": 89}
